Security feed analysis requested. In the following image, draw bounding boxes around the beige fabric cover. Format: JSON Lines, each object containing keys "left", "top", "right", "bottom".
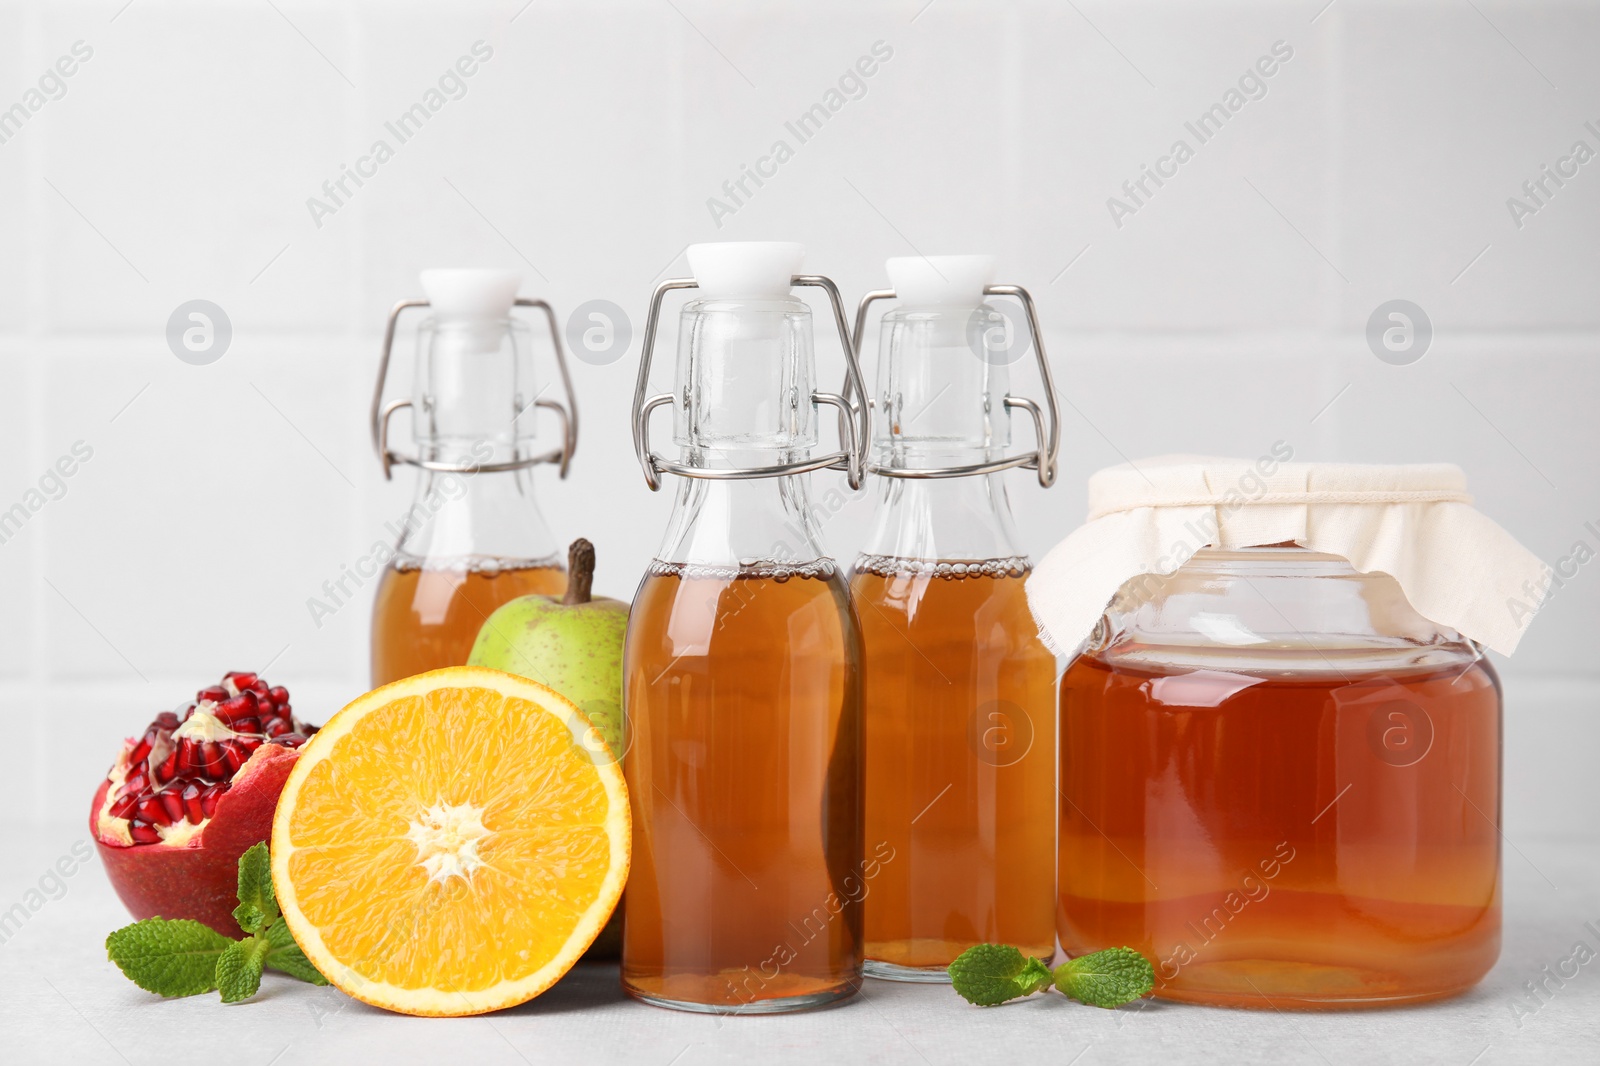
{"left": 1026, "top": 455, "right": 1549, "bottom": 657}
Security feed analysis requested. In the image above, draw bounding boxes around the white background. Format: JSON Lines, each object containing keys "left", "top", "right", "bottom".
{"left": 1, "top": 0, "right": 1596, "bottom": 924}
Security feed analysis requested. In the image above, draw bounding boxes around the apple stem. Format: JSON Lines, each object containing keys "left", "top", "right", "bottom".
{"left": 563, "top": 538, "right": 595, "bottom": 605}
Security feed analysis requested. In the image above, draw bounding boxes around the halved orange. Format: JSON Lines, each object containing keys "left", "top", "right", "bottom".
{"left": 269, "top": 666, "right": 629, "bottom": 1017}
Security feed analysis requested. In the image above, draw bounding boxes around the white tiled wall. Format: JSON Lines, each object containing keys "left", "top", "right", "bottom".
{"left": 2, "top": 1, "right": 1596, "bottom": 836}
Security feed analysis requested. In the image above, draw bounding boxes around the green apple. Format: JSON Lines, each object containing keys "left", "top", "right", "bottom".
{"left": 467, "top": 538, "right": 627, "bottom": 760}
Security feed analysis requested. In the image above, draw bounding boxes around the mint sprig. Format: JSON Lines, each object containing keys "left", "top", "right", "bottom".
{"left": 231, "top": 839, "right": 279, "bottom": 935}
{"left": 1051, "top": 947, "right": 1156, "bottom": 1008}
{"left": 947, "top": 944, "right": 1055, "bottom": 1005}
{"left": 106, "top": 842, "right": 327, "bottom": 1003}
{"left": 215, "top": 936, "right": 272, "bottom": 1003}
{"left": 949, "top": 944, "right": 1154, "bottom": 1008}
{"left": 103, "top": 918, "right": 234, "bottom": 998}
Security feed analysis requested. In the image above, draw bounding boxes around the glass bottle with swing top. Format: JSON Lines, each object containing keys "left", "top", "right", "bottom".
{"left": 621, "top": 242, "right": 872, "bottom": 1013}
{"left": 850, "top": 255, "right": 1062, "bottom": 979}
{"left": 368, "top": 269, "right": 578, "bottom": 686}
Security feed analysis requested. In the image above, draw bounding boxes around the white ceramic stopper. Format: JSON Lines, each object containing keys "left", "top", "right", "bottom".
{"left": 886, "top": 255, "right": 996, "bottom": 307}
{"left": 419, "top": 268, "right": 521, "bottom": 320}
{"left": 687, "top": 241, "right": 804, "bottom": 299}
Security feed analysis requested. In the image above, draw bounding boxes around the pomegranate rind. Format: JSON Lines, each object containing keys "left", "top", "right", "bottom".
{"left": 92, "top": 744, "right": 298, "bottom": 937}
{"left": 270, "top": 666, "right": 630, "bottom": 1018}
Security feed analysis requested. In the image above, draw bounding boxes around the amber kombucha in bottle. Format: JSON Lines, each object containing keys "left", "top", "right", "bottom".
{"left": 853, "top": 256, "right": 1061, "bottom": 979}
{"left": 1058, "top": 550, "right": 1502, "bottom": 1007}
{"left": 625, "top": 562, "right": 862, "bottom": 1009}
{"left": 367, "top": 269, "right": 575, "bottom": 686}
{"left": 370, "top": 559, "right": 564, "bottom": 684}
{"left": 621, "top": 242, "right": 870, "bottom": 1013}
{"left": 855, "top": 560, "right": 1056, "bottom": 971}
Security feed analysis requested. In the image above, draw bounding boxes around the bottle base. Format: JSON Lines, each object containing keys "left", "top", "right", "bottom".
{"left": 622, "top": 980, "right": 860, "bottom": 1015}
{"left": 1143, "top": 957, "right": 1492, "bottom": 1011}
{"left": 864, "top": 960, "right": 952, "bottom": 983}
{"left": 1152, "top": 982, "right": 1481, "bottom": 1011}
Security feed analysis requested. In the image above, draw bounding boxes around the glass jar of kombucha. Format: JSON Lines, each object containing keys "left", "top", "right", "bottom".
{"left": 367, "top": 270, "right": 577, "bottom": 686}
{"left": 1036, "top": 457, "right": 1548, "bottom": 1005}
{"left": 621, "top": 242, "right": 873, "bottom": 1013}
{"left": 850, "top": 256, "right": 1062, "bottom": 980}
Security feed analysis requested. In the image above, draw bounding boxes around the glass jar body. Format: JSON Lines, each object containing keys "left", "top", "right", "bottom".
{"left": 1057, "top": 547, "right": 1502, "bottom": 1008}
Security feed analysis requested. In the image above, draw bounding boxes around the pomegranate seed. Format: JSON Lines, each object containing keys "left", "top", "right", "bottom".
{"left": 200, "top": 783, "right": 227, "bottom": 816}
{"left": 123, "top": 768, "right": 149, "bottom": 795}
{"left": 250, "top": 681, "right": 270, "bottom": 698}
{"left": 264, "top": 717, "right": 290, "bottom": 738}
{"left": 222, "top": 741, "right": 247, "bottom": 773}
{"left": 128, "top": 726, "right": 159, "bottom": 767}
{"left": 270, "top": 733, "right": 307, "bottom": 748}
{"left": 237, "top": 735, "right": 262, "bottom": 753}
{"left": 269, "top": 686, "right": 289, "bottom": 706}
{"left": 215, "top": 693, "right": 257, "bottom": 723}
{"left": 153, "top": 750, "right": 179, "bottom": 785}
{"left": 181, "top": 783, "right": 204, "bottom": 824}
{"left": 232, "top": 716, "right": 261, "bottom": 735}
{"left": 159, "top": 790, "right": 184, "bottom": 823}
{"left": 108, "top": 792, "right": 139, "bottom": 819}
{"left": 225, "top": 671, "right": 258, "bottom": 691}
{"left": 200, "top": 742, "right": 227, "bottom": 780}
{"left": 135, "top": 795, "right": 170, "bottom": 826}
{"left": 197, "top": 685, "right": 228, "bottom": 703}
{"left": 129, "top": 821, "right": 162, "bottom": 844}
{"left": 176, "top": 738, "right": 199, "bottom": 775}
{"left": 155, "top": 711, "right": 180, "bottom": 731}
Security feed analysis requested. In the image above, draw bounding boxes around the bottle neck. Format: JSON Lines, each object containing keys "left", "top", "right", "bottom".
{"left": 858, "top": 471, "right": 1026, "bottom": 569}
{"left": 392, "top": 442, "right": 559, "bottom": 567}
{"left": 653, "top": 469, "right": 843, "bottom": 574}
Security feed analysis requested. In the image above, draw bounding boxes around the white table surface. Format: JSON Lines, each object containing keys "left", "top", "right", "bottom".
{"left": 3, "top": 823, "right": 1597, "bottom": 1066}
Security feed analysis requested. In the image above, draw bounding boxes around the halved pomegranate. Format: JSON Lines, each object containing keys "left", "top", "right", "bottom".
{"left": 91, "top": 671, "right": 318, "bottom": 936}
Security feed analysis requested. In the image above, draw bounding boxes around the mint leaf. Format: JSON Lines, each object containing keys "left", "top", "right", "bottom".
{"left": 948, "top": 944, "right": 1055, "bottom": 1006}
{"left": 216, "top": 936, "right": 270, "bottom": 1004}
{"left": 232, "top": 842, "right": 278, "bottom": 935}
{"left": 1052, "top": 947, "right": 1155, "bottom": 1008}
{"left": 106, "top": 847, "right": 326, "bottom": 1005}
{"left": 106, "top": 918, "right": 232, "bottom": 998}
{"left": 263, "top": 919, "right": 328, "bottom": 986}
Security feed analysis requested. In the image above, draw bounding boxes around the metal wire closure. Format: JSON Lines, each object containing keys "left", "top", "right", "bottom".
{"left": 850, "top": 283, "right": 1060, "bottom": 488}
{"left": 370, "top": 297, "right": 579, "bottom": 481}
{"left": 631, "top": 275, "right": 872, "bottom": 492}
